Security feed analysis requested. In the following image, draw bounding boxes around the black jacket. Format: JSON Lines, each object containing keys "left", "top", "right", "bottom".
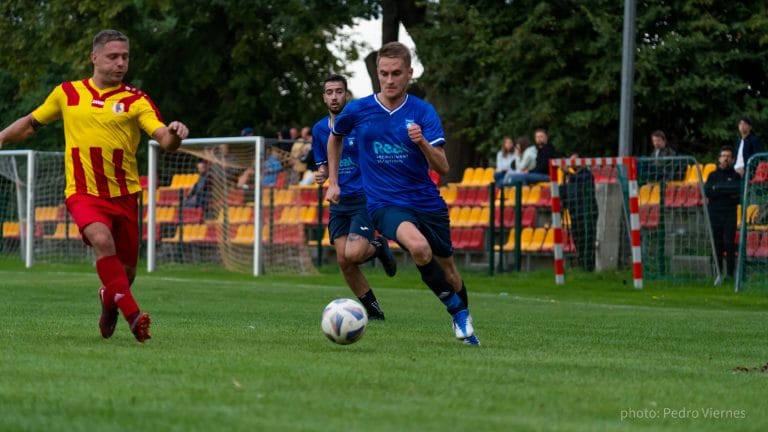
{"left": 704, "top": 167, "right": 741, "bottom": 212}
{"left": 532, "top": 142, "right": 557, "bottom": 175}
{"left": 737, "top": 133, "right": 764, "bottom": 167}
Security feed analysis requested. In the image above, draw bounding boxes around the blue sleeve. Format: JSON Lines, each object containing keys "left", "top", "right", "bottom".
{"left": 420, "top": 102, "right": 445, "bottom": 147}
{"left": 311, "top": 123, "right": 328, "bottom": 166}
{"left": 332, "top": 100, "right": 357, "bottom": 136}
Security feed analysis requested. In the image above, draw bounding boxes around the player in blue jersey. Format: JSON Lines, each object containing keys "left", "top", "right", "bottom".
{"left": 312, "top": 74, "right": 397, "bottom": 320}
{"left": 325, "top": 42, "right": 479, "bottom": 346}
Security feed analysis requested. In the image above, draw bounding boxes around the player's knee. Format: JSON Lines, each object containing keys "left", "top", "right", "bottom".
{"left": 409, "top": 241, "right": 433, "bottom": 264}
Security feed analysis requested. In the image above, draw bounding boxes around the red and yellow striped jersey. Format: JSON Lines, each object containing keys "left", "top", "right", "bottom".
{"left": 32, "top": 78, "right": 166, "bottom": 198}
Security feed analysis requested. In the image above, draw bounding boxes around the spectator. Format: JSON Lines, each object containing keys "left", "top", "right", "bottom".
{"left": 705, "top": 145, "right": 741, "bottom": 282}
{"left": 493, "top": 136, "right": 516, "bottom": 184}
{"left": 289, "top": 128, "right": 310, "bottom": 184}
{"left": 238, "top": 146, "right": 282, "bottom": 189}
{"left": 650, "top": 130, "right": 676, "bottom": 157}
{"left": 734, "top": 116, "right": 763, "bottom": 177}
{"left": 562, "top": 153, "right": 597, "bottom": 271}
{"left": 184, "top": 160, "right": 210, "bottom": 210}
{"left": 504, "top": 128, "right": 556, "bottom": 185}
{"left": 513, "top": 135, "right": 537, "bottom": 173}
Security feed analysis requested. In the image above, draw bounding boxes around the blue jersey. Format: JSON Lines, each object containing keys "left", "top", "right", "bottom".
{"left": 312, "top": 116, "right": 365, "bottom": 198}
{"left": 332, "top": 94, "right": 446, "bottom": 213}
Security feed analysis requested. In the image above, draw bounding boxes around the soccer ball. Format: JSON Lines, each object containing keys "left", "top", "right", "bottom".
{"left": 321, "top": 298, "right": 368, "bottom": 345}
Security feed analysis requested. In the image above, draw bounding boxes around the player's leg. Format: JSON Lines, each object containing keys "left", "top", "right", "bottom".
{"left": 374, "top": 206, "right": 478, "bottom": 344}
{"left": 329, "top": 206, "right": 386, "bottom": 319}
{"left": 344, "top": 207, "right": 396, "bottom": 276}
{"left": 112, "top": 203, "right": 150, "bottom": 342}
{"left": 723, "top": 218, "right": 737, "bottom": 278}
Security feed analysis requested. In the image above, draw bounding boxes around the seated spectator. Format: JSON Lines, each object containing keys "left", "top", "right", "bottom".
{"left": 494, "top": 136, "right": 516, "bottom": 184}
{"left": 184, "top": 160, "right": 210, "bottom": 209}
{"left": 238, "top": 146, "right": 283, "bottom": 189}
{"left": 504, "top": 128, "right": 556, "bottom": 185}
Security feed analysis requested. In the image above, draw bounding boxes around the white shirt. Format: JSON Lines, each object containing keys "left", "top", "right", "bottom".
{"left": 735, "top": 138, "right": 745, "bottom": 171}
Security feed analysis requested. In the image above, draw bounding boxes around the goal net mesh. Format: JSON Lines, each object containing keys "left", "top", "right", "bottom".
{"left": 150, "top": 137, "right": 319, "bottom": 275}
{"left": 736, "top": 152, "right": 768, "bottom": 292}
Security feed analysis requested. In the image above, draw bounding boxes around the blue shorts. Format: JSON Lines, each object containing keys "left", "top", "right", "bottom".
{"left": 371, "top": 205, "right": 453, "bottom": 258}
{"left": 328, "top": 194, "right": 375, "bottom": 244}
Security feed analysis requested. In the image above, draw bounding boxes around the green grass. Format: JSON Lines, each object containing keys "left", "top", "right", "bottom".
{"left": 1, "top": 258, "right": 767, "bottom": 431}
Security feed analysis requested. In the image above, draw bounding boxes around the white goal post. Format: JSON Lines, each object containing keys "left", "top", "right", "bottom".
{"left": 146, "top": 136, "right": 265, "bottom": 275}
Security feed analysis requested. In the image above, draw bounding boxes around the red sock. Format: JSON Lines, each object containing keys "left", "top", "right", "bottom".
{"left": 96, "top": 255, "right": 139, "bottom": 321}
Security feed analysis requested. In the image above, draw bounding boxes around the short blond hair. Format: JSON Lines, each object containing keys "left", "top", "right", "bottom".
{"left": 377, "top": 42, "right": 411, "bottom": 69}
{"left": 93, "top": 29, "right": 128, "bottom": 52}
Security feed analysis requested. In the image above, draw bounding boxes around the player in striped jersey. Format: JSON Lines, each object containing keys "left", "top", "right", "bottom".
{"left": 325, "top": 42, "right": 479, "bottom": 345}
{"left": 0, "top": 30, "right": 189, "bottom": 342}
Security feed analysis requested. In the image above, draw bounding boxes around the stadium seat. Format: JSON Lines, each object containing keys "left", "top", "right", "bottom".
{"left": 2, "top": 221, "right": 21, "bottom": 238}
{"left": 523, "top": 227, "right": 547, "bottom": 252}
{"left": 702, "top": 163, "right": 716, "bottom": 181}
{"left": 521, "top": 206, "right": 536, "bottom": 228}
{"left": 44, "top": 223, "right": 81, "bottom": 240}
{"left": 494, "top": 206, "right": 516, "bottom": 228}
{"left": 440, "top": 186, "right": 457, "bottom": 205}
{"left": 639, "top": 184, "right": 654, "bottom": 207}
{"left": 463, "top": 228, "right": 485, "bottom": 250}
{"left": 535, "top": 185, "right": 551, "bottom": 207}
{"left": 495, "top": 229, "right": 516, "bottom": 251}
{"left": 751, "top": 161, "right": 768, "bottom": 183}
{"left": 300, "top": 206, "right": 319, "bottom": 225}
{"left": 157, "top": 188, "right": 183, "bottom": 206}
{"left": 644, "top": 205, "right": 660, "bottom": 230}
{"left": 458, "top": 167, "right": 475, "bottom": 186}
{"left": 754, "top": 232, "right": 768, "bottom": 259}
{"left": 227, "top": 188, "right": 246, "bottom": 206}
{"left": 522, "top": 185, "right": 540, "bottom": 207}
{"left": 684, "top": 185, "right": 702, "bottom": 207}
{"left": 540, "top": 227, "right": 555, "bottom": 252}
{"left": 473, "top": 186, "right": 490, "bottom": 206}
{"left": 178, "top": 207, "right": 204, "bottom": 224}
{"left": 231, "top": 224, "right": 255, "bottom": 245}
{"left": 746, "top": 231, "right": 761, "bottom": 257}
{"left": 562, "top": 229, "right": 576, "bottom": 253}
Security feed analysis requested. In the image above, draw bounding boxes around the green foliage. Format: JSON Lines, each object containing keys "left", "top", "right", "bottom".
{"left": 410, "top": 0, "right": 768, "bottom": 161}
{"left": 0, "top": 0, "right": 378, "bottom": 153}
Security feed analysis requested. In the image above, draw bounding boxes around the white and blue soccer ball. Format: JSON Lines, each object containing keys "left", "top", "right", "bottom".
{"left": 321, "top": 298, "right": 368, "bottom": 345}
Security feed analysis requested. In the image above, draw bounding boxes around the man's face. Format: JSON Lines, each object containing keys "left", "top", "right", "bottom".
{"left": 651, "top": 136, "right": 665, "bottom": 149}
{"left": 92, "top": 40, "right": 129, "bottom": 86}
{"left": 323, "top": 81, "right": 347, "bottom": 115}
{"left": 738, "top": 120, "right": 752, "bottom": 137}
{"left": 377, "top": 56, "right": 412, "bottom": 102}
{"left": 719, "top": 150, "right": 734, "bottom": 170}
{"left": 534, "top": 131, "right": 548, "bottom": 146}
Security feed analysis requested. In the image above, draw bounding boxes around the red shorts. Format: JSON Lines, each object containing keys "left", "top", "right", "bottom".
{"left": 65, "top": 193, "right": 140, "bottom": 267}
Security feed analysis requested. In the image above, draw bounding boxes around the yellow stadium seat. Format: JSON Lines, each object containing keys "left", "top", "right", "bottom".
{"left": 458, "top": 167, "right": 476, "bottom": 186}
{"left": 523, "top": 227, "right": 547, "bottom": 252}
{"left": 495, "top": 229, "right": 517, "bottom": 251}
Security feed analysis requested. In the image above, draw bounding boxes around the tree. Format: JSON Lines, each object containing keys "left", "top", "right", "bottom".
{"left": 0, "top": 0, "right": 379, "bottom": 154}
{"left": 403, "top": 0, "right": 768, "bottom": 179}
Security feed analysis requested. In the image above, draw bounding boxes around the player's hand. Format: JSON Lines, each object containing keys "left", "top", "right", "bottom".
{"left": 315, "top": 165, "right": 328, "bottom": 185}
{"left": 168, "top": 121, "right": 189, "bottom": 140}
{"left": 325, "top": 183, "right": 340, "bottom": 205}
{"left": 407, "top": 123, "right": 424, "bottom": 145}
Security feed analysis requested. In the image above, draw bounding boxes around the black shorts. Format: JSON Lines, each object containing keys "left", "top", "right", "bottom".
{"left": 328, "top": 194, "right": 375, "bottom": 244}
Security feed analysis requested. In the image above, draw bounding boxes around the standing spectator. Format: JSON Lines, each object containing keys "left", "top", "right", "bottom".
{"left": 649, "top": 130, "right": 676, "bottom": 157}
{"left": 326, "top": 42, "right": 479, "bottom": 345}
{"left": 289, "top": 128, "right": 310, "bottom": 184}
{"left": 312, "top": 74, "right": 396, "bottom": 320}
{"left": 562, "top": 153, "right": 597, "bottom": 271}
{"left": 493, "top": 136, "right": 516, "bottom": 184}
{"left": 504, "top": 128, "right": 556, "bottom": 185}
{"left": 705, "top": 145, "right": 741, "bottom": 282}
{"left": 734, "top": 116, "right": 763, "bottom": 177}
{"left": 0, "top": 29, "right": 189, "bottom": 342}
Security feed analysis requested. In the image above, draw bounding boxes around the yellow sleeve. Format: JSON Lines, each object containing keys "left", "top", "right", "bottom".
{"left": 30, "top": 85, "right": 64, "bottom": 125}
{"left": 136, "top": 95, "right": 166, "bottom": 137}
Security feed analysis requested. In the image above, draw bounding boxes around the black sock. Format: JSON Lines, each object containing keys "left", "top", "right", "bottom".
{"left": 417, "top": 259, "right": 464, "bottom": 314}
{"left": 358, "top": 290, "right": 384, "bottom": 317}
{"left": 458, "top": 282, "right": 468, "bottom": 308}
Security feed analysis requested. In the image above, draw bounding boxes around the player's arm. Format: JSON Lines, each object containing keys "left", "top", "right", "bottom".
{"left": 0, "top": 114, "right": 42, "bottom": 149}
{"left": 408, "top": 124, "right": 449, "bottom": 177}
{"left": 324, "top": 133, "right": 343, "bottom": 204}
{"left": 152, "top": 121, "right": 189, "bottom": 152}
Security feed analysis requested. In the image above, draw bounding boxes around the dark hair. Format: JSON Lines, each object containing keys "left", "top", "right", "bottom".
{"left": 377, "top": 42, "right": 412, "bottom": 68}
{"left": 651, "top": 130, "right": 666, "bottom": 141}
{"left": 516, "top": 136, "right": 531, "bottom": 150}
{"left": 720, "top": 145, "right": 735, "bottom": 156}
{"left": 92, "top": 29, "right": 128, "bottom": 52}
{"left": 323, "top": 74, "right": 347, "bottom": 91}
{"left": 739, "top": 116, "right": 753, "bottom": 126}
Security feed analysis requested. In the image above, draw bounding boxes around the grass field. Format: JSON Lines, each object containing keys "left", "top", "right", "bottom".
{"left": 1, "top": 257, "right": 767, "bottom": 431}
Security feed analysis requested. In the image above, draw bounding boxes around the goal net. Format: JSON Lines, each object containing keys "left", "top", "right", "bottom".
{"left": 146, "top": 136, "right": 319, "bottom": 275}
{"left": 0, "top": 150, "right": 91, "bottom": 266}
{"left": 636, "top": 156, "right": 719, "bottom": 284}
{"left": 736, "top": 152, "right": 768, "bottom": 292}
{"left": 549, "top": 157, "right": 642, "bottom": 288}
